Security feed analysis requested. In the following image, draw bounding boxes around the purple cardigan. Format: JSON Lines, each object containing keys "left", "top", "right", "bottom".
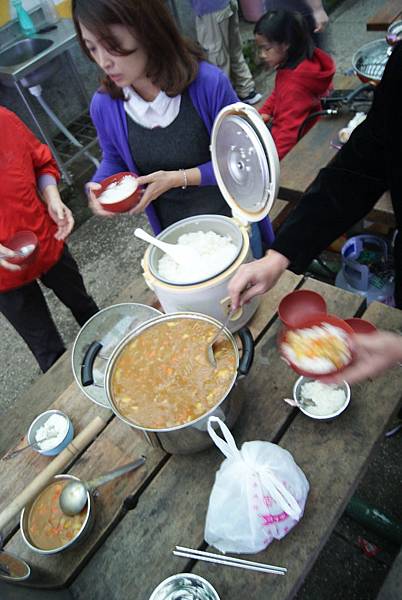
{"left": 90, "top": 61, "right": 274, "bottom": 244}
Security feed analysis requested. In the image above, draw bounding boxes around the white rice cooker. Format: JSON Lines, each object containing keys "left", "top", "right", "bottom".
{"left": 142, "top": 102, "right": 280, "bottom": 331}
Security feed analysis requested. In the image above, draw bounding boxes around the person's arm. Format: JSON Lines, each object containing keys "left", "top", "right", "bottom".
{"left": 322, "top": 332, "right": 402, "bottom": 385}
{"left": 304, "top": 0, "right": 329, "bottom": 32}
{"left": 258, "top": 89, "right": 276, "bottom": 123}
{"left": 41, "top": 183, "right": 74, "bottom": 240}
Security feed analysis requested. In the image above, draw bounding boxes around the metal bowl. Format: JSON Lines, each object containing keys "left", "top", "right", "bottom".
{"left": 293, "top": 376, "right": 351, "bottom": 421}
{"left": 352, "top": 39, "right": 391, "bottom": 83}
{"left": 20, "top": 474, "right": 94, "bottom": 555}
{"left": 27, "top": 410, "right": 74, "bottom": 456}
{"left": 149, "top": 573, "right": 220, "bottom": 600}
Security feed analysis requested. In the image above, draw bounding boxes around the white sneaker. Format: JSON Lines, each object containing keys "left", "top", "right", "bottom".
{"left": 240, "top": 90, "right": 262, "bottom": 105}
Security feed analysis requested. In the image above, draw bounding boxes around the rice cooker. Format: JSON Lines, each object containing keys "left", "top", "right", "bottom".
{"left": 141, "top": 102, "right": 280, "bottom": 331}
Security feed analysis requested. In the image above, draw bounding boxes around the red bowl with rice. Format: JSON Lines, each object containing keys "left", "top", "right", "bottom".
{"left": 95, "top": 172, "right": 142, "bottom": 213}
{"left": 278, "top": 313, "right": 354, "bottom": 378}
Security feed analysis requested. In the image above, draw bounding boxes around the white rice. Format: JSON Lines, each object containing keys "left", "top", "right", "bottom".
{"left": 282, "top": 323, "right": 351, "bottom": 374}
{"left": 99, "top": 175, "right": 137, "bottom": 204}
{"left": 158, "top": 230, "right": 238, "bottom": 284}
{"left": 300, "top": 380, "right": 347, "bottom": 416}
{"left": 35, "top": 414, "right": 69, "bottom": 451}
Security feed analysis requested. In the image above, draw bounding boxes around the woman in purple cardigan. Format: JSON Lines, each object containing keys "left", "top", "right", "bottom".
{"left": 72, "top": 0, "right": 272, "bottom": 254}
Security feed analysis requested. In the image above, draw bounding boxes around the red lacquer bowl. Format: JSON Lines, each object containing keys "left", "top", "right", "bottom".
{"left": 344, "top": 317, "right": 377, "bottom": 334}
{"left": 278, "top": 313, "right": 354, "bottom": 378}
{"left": 278, "top": 289, "right": 327, "bottom": 329}
{"left": 4, "top": 231, "right": 39, "bottom": 266}
{"left": 95, "top": 172, "right": 142, "bottom": 213}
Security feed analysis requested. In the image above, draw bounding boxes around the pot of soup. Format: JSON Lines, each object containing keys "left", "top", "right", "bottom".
{"left": 141, "top": 102, "right": 279, "bottom": 332}
{"left": 20, "top": 474, "right": 94, "bottom": 555}
{"left": 82, "top": 312, "right": 254, "bottom": 454}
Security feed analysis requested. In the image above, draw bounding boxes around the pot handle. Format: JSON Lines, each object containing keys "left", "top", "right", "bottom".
{"left": 236, "top": 327, "right": 254, "bottom": 378}
{"left": 81, "top": 341, "right": 103, "bottom": 387}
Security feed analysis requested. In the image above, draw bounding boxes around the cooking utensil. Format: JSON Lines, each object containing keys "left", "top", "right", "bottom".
{"left": 283, "top": 397, "right": 317, "bottom": 409}
{"left": 292, "top": 376, "right": 351, "bottom": 421}
{"left": 4, "top": 432, "right": 59, "bottom": 460}
{"left": 27, "top": 409, "right": 74, "bottom": 457}
{"left": 207, "top": 309, "right": 235, "bottom": 367}
{"left": 134, "top": 227, "right": 201, "bottom": 267}
{"left": 59, "top": 456, "right": 146, "bottom": 516}
{"left": 150, "top": 573, "right": 221, "bottom": 600}
{"left": 352, "top": 39, "right": 391, "bottom": 84}
{"left": 173, "top": 546, "right": 287, "bottom": 576}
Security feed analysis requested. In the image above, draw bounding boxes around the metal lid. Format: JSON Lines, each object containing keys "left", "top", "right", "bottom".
{"left": 71, "top": 303, "right": 161, "bottom": 408}
{"left": 210, "top": 102, "right": 279, "bottom": 223}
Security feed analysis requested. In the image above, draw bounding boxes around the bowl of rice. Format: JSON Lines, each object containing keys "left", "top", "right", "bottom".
{"left": 95, "top": 172, "right": 141, "bottom": 213}
{"left": 293, "top": 376, "right": 351, "bottom": 421}
{"left": 27, "top": 410, "right": 74, "bottom": 457}
{"left": 279, "top": 313, "right": 354, "bottom": 377}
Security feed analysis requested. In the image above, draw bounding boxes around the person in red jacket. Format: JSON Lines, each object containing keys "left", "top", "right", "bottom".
{"left": 255, "top": 9, "right": 335, "bottom": 160}
{"left": 0, "top": 108, "right": 98, "bottom": 372}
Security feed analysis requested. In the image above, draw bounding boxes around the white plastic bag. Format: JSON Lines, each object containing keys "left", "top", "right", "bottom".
{"left": 204, "top": 417, "right": 309, "bottom": 554}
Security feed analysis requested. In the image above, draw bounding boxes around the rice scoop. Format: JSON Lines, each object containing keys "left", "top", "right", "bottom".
{"left": 157, "top": 230, "right": 238, "bottom": 284}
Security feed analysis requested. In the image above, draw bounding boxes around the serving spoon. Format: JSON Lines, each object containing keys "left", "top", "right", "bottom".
{"left": 4, "top": 432, "right": 59, "bottom": 460}
{"left": 207, "top": 310, "right": 235, "bottom": 368}
{"left": 59, "top": 456, "right": 146, "bottom": 516}
{"left": 134, "top": 228, "right": 201, "bottom": 267}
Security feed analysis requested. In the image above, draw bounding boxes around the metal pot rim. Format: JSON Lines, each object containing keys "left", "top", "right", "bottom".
{"left": 104, "top": 312, "right": 240, "bottom": 433}
{"left": 20, "top": 474, "right": 93, "bottom": 555}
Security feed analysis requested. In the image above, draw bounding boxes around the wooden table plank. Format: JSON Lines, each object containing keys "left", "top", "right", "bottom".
{"left": 70, "top": 280, "right": 366, "bottom": 600}
{"left": 367, "top": 0, "right": 402, "bottom": 31}
{"left": 193, "top": 299, "right": 402, "bottom": 600}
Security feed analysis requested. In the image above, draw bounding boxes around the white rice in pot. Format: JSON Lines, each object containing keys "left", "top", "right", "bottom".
{"left": 300, "top": 380, "right": 347, "bottom": 416}
{"left": 157, "top": 230, "right": 238, "bottom": 284}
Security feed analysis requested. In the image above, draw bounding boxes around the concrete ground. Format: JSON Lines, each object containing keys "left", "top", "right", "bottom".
{"left": 1, "top": 0, "right": 401, "bottom": 598}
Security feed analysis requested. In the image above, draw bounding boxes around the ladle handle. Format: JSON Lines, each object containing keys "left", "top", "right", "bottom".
{"left": 87, "top": 456, "right": 146, "bottom": 490}
{"left": 134, "top": 228, "right": 171, "bottom": 253}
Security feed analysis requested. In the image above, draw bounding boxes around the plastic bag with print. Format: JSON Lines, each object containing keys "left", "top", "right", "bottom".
{"left": 204, "top": 417, "right": 309, "bottom": 554}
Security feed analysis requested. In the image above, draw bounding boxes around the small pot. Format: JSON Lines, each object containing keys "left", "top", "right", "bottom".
{"left": 20, "top": 474, "right": 94, "bottom": 555}
{"left": 82, "top": 312, "right": 254, "bottom": 454}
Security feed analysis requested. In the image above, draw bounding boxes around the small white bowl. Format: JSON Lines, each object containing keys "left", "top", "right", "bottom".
{"left": 27, "top": 410, "right": 74, "bottom": 456}
{"left": 293, "top": 376, "right": 351, "bottom": 421}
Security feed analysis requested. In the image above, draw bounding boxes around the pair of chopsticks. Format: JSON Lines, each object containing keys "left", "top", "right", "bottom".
{"left": 173, "top": 546, "right": 287, "bottom": 576}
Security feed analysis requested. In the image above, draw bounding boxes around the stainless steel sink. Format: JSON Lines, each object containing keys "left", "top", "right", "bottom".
{"left": 0, "top": 38, "right": 53, "bottom": 68}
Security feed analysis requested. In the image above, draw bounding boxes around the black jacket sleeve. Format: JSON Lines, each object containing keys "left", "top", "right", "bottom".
{"left": 271, "top": 42, "right": 402, "bottom": 273}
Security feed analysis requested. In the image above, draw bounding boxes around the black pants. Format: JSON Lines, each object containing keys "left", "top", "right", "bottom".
{"left": 0, "top": 246, "right": 99, "bottom": 372}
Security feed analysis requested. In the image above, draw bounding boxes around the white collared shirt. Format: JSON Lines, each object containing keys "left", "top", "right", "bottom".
{"left": 123, "top": 86, "right": 181, "bottom": 129}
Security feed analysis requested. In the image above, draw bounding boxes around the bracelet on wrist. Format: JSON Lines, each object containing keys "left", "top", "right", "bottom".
{"left": 179, "top": 169, "right": 188, "bottom": 190}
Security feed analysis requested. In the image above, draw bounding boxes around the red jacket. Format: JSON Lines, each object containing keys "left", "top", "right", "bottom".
{"left": 0, "top": 108, "right": 64, "bottom": 292}
{"left": 259, "top": 48, "right": 336, "bottom": 160}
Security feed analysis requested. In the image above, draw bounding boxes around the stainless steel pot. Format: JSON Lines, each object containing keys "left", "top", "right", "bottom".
{"left": 82, "top": 312, "right": 254, "bottom": 454}
{"left": 20, "top": 474, "right": 94, "bottom": 555}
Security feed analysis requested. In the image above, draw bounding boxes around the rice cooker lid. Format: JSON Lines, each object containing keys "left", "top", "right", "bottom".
{"left": 210, "top": 102, "right": 280, "bottom": 223}
{"left": 72, "top": 303, "right": 162, "bottom": 408}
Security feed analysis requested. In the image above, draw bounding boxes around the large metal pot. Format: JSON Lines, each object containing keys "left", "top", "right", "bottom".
{"left": 20, "top": 474, "right": 94, "bottom": 555}
{"left": 83, "top": 312, "right": 254, "bottom": 454}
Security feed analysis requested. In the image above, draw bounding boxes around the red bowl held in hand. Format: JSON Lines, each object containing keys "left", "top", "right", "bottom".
{"left": 278, "top": 313, "right": 354, "bottom": 378}
{"left": 278, "top": 289, "right": 327, "bottom": 329}
{"left": 4, "top": 231, "right": 39, "bottom": 266}
{"left": 344, "top": 318, "right": 377, "bottom": 334}
{"left": 95, "top": 172, "right": 142, "bottom": 213}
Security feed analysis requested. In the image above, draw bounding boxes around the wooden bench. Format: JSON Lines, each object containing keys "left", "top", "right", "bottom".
{"left": 2, "top": 274, "right": 402, "bottom": 599}
{"left": 377, "top": 547, "right": 402, "bottom": 599}
{"left": 367, "top": 0, "right": 402, "bottom": 31}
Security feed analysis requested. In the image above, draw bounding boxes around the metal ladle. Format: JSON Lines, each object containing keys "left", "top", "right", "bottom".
{"left": 59, "top": 456, "right": 146, "bottom": 516}
{"left": 207, "top": 309, "right": 235, "bottom": 368}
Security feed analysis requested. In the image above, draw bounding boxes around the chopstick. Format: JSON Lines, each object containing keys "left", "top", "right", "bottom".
{"left": 173, "top": 546, "right": 287, "bottom": 576}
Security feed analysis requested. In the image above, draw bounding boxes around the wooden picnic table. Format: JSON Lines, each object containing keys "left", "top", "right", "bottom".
{"left": 367, "top": 0, "right": 402, "bottom": 31}
{"left": 1, "top": 271, "right": 402, "bottom": 599}
{"left": 278, "top": 76, "right": 395, "bottom": 227}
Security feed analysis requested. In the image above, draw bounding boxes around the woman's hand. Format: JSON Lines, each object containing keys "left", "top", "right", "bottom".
{"left": 86, "top": 181, "right": 116, "bottom": 218}
{"left": 47, "top": 196, "right": 74, "bottom": 240}
{"left": 0, "top": 243, "right": 22, "bottom": 272}
{"left": 312, "top": 7, "right": 329, "bottom": 32}
{"left": 129, "top": 170, "right": 182, "bottom": 215}
{"left": 260, "top": 113, "right": 272, "bottom": 124}
{"left": 322, "top": 331, "right": 402, "bottom": 385}
{"left": 228, "top": 250, "right": 290, "bottom": 310}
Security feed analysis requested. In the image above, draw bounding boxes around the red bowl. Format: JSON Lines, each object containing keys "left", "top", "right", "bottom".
{"left": 95, "top": 172, "right": 142, "bottom": 213}
{"left": 278, "top": 313, "right": 354, "bottom": 378}
{"left": 4, "top": 231, "right": 39, "bottom": 266}
{"left": 344, "top": 318, "right": 377, "bottom": 334}
{"left": 278, "top": 290, "right": 327, "bottom": 329}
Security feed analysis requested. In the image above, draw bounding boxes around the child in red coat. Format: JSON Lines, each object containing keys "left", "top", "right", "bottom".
{"left": 255, "top": 9, "right": 335, "bottom": 160}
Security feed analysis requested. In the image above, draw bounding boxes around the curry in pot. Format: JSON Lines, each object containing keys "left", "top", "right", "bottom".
{"left": 27, "top": 480, "right": 87, "bottom": 550}
{"left": 111, "top": 318, "right": 237, "bottom": 429}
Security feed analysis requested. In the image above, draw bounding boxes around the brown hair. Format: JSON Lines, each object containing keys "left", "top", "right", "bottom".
{"left": 72, "top": 0, "right": 205, "bottom": 99}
